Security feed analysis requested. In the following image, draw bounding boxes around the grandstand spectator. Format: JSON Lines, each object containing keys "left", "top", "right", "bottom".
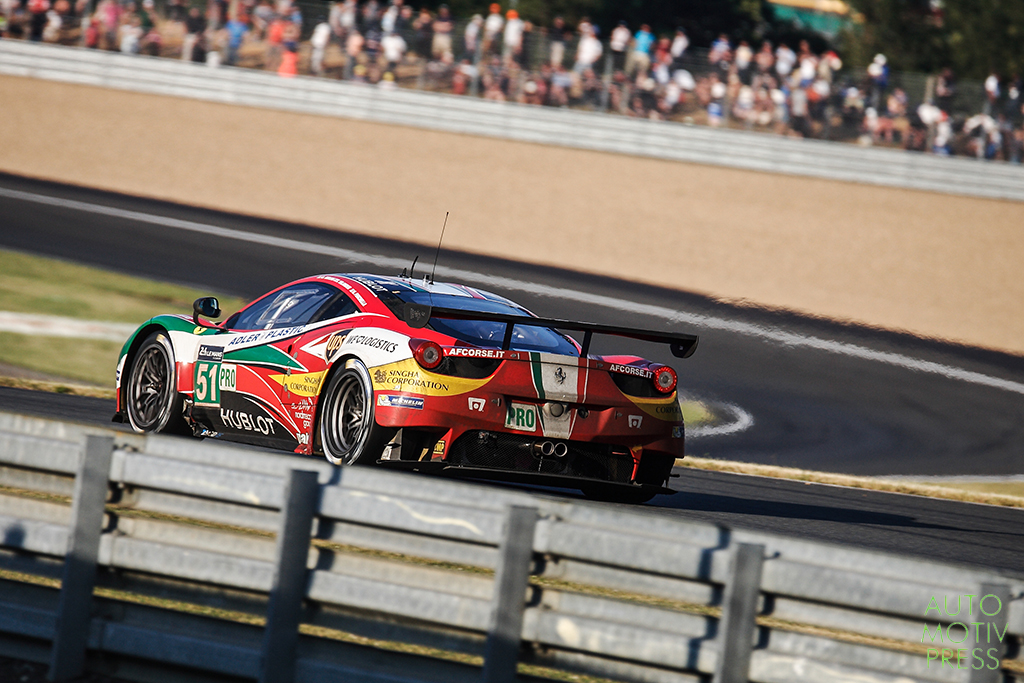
{"left": 546, "top": 16, "right": 565, "bottom": 68}
{"left": 27, "top": 0, "right": 48, "bottom": 41}
{"left": 775, "top": 43, "right": 795, "bottom": 80}
{"left": 181, "top": 6, "right": 204, "bottom": 60}
{"left": 501, "top": 8, "right": 521, "bottom": 64}
{"left": 609, "top": 20, "right": 630, "bottom": 72}
{"left": 381, "top": 28, "right": 405, "bottom": 74}
{"left": 277, "top": 43, "right": 297, "bottom": 76}
{"left": 463, "top": 13, "right": 481, "bottom": 57}
{"left": 310, "top": 17, "right": 331, "bottom": 74}
{"left": 431, "top": 4, "right": 452, "bottom": 61}
{"left": 574, "top": 24, "right": 601, "bottom": 74}
{"left": 628, "top": 24, "right": 653, "bottom": 78}
{"left": 670, "top": 28, "right": 688, "bottom": 70}
{"left": 482, "top": 3, "right": 501, "bottom": 56}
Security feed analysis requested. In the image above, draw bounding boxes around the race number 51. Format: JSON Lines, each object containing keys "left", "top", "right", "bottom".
{"left": 194, "top": 362, "right": 236, "bottom": 405}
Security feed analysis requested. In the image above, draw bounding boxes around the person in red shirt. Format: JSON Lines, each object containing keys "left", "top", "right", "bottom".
{"left": 278, "top": 44, "right": 298, "bottom": 76}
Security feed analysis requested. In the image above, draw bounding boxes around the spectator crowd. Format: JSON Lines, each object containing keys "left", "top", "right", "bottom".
{"left": 2, "top": 0, "right": 1022, "bottom": 162}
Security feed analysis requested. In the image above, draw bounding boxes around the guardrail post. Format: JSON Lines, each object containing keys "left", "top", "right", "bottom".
{"left": 713, "top": 542, "right": 765, "bottom": 683}
{"left": 259, "top": 469, "right": 320, "bottom": 683}
{"left": 482, "top": 505, "right": 538, "bottom": 683}
{"left": 968, "top": 583, "right": 1012, "bottom": 683}
{"left": 48, "top": 434, "right": 114, "bottom": 681}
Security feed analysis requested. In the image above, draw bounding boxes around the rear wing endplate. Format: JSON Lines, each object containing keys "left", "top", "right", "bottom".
{"left": 403, "top": 303, "right": 698, "bottom": 359}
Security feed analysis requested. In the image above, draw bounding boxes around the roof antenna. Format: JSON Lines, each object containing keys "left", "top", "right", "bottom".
{"left": 402, "top": 255, "right": 419, "bottom": 279}
{"left": 429, "top": 212, "right": 449, "bottom": 285}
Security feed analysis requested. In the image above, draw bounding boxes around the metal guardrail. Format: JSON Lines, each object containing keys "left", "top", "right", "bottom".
{"left": 0, "top": 411, "right": 1022, "bottom": 683}
{"left": 1, "top": 40, "right": 1022, "bottom": 203}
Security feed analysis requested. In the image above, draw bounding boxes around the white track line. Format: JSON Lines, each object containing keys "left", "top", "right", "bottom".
{"left": 0, "top": 311, "right": 137, "bottom": 341}
{"left": 4, "top": 185, "right": 1024, "bottom": 397}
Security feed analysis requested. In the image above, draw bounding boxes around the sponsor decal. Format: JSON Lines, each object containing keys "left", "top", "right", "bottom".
{"left": 505, "top": 402, "right": 538, "bottom": 432}
{"left": 608, "top": 363, "right": 653, "bottom": 379}
{"left": 274, "top": 371, "right": 325, "bottom": 397}
{"left": 672, "top": 426, "right": 684, "bottom": 439}
{"left": 220, "top": 409, "right": 277, "bottom": 435}
{"left": 922, "top": 593, "right": 1007, "bottom": 671}
{"left": 628, "top": 415, "right": 643, "bottom": 428}
{"left": 433, "top": 440, "right": 446, "bottom": 455}
{"left": 325, "top": 330, "right": 352, "bottom": 360}
{"left": 198, "top": 345, "right": 224, "bottom": 363}
{"left": 227, "top": 327, "right": 303, "bottom": 348}
{"left": 350, "top": 276, "right": 388, "bottom": 293}
{"left": 377, "top": 394, "right": 425, "bottom": 409}
{"left": 372, "top": 367, "right": 450, "bottom": 392}
{"left": 445, "top": 347, "right": 508, "bottom": 359}
{"left": 317, "top": 275, "right": 367, "bottom": 306}
{"left": 468, "top": 397, "right": 486, "bottom": 412}
{"left": 554, "top": 367, "right": 567, "bottom": 384}
{"left": 346, "top": 334, "right": 399, "bottom": 354}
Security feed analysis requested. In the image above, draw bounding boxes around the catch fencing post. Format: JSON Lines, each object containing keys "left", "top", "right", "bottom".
{"left": 968, "top": 583, "right": 1011, "bottom": 683}
{"left": 259, "top": 469, "right": 320, "bottom": 683}
{"left": 48, "top": 434, "right": 114, "bottom": 681}
{"left": 482, "top": 505, "right": 538, "bottom": 683}
{"left": 713, "top": 542, "right": 765, "bottom": 683}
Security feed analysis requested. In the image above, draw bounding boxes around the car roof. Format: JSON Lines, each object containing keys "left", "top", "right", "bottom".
{"left": 331, "top": 273, "right": 527, "bottom": 310}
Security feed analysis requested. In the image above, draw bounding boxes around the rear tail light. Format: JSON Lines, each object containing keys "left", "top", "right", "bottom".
{"left": 652, "top": 365, "right": 677, "bottom": 394}
{"left": 410, "top": 339, "right": 443, "bottom": 369}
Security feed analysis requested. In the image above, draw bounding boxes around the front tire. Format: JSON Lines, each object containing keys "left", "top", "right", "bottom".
{"left": 125, "top": 331, "right": 188, "bottom": 434}
{"left": 319, "top": 360, "right": 392, "bottom": 466}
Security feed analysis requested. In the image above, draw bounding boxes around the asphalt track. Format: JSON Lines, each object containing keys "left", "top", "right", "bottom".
{"left": 1, "top": 173, "right": 1023, "bottom": 574}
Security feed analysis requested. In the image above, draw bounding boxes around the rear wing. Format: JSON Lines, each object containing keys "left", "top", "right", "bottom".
{"left": 403, "top": 303, "right": 699, "bottom": 359}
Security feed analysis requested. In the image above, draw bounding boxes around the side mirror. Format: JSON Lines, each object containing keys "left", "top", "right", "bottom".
{"left": 192, "top": 297, "right": 222, "bottom": 328}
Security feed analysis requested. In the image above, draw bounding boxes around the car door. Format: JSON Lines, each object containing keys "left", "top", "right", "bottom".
{"left": 192, "top": 282, "right": 340, "bottom": 450}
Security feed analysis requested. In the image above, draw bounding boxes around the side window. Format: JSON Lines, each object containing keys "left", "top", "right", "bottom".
{"left": 229, "top": 283, "right": 339, "bottom": 330}
{"left": 312, "top": 293, "right": 358, "bottom": 322}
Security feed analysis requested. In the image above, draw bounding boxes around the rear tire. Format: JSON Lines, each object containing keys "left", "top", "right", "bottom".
{"left": 125, "top": 331, "right": 188, "bottom": 434}
{"left": 319, "top": 360, "right": 392, "bottom": 466}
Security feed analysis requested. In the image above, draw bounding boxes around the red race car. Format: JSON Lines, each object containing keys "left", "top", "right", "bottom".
{"left": 114, "top": 273, "right": 698, "bottom": 503}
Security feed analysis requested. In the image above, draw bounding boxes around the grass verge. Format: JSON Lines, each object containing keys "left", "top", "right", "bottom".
{"left": 0, "top": 249, "right": 246, "bottom": 386}
{"left": 679, "top": 456, "right": 1024, "bottom": 509}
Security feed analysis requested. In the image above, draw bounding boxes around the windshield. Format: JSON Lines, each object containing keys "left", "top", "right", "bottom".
{"left": 396, "top": 292, "right": 579, "bottom": 356}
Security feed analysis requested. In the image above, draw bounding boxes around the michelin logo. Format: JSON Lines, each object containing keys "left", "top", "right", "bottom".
{"left": 377, "top": 395, "right": 425, "bottom": 410}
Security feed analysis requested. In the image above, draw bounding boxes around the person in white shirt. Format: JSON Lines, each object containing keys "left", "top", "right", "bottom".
{"left": 574, "top": 26, "right": 601, "bottom": 73}
{"left": 775, "top": 43, "right": 795, "bottom": 79}
{"left": 609, "top": 21, "right": 630, "bottom": 72}
{"left": 483, "top": 3, "right": 503, "bottom": 55}
{"left": 670, "top": 27, "right": 688, "bottom": 69}
{"left": 310, "top": 20, "right": 331, "bottom": 75}
{"left": 381, "top": 30, "right": 406, "bottom": 72}
{"left": 502, "top": 8, "right": 522, "bottom": 63}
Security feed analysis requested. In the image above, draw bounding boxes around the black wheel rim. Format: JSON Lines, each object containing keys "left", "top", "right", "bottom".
{"left": 129, "top": 345, "right": 171, "bottom": 430}
{"left": 323, "top": 373, "right": 368, "bottom": 464}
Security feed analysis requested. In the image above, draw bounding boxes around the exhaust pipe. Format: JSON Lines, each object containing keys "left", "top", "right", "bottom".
{"left": 533, "top": 441, "right": 569, "bottom": 458}
{"left": 533, "top": 441, "right": 555, "bottom": 457}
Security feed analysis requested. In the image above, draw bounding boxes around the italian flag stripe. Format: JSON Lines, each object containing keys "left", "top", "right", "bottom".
{"left": 530, "top": 352, "right": 546, "bottom": 400}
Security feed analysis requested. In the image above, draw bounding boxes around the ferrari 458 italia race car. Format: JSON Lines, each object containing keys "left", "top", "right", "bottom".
{"left": 114, "top": 273, "right": 698, "bottom": 503}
